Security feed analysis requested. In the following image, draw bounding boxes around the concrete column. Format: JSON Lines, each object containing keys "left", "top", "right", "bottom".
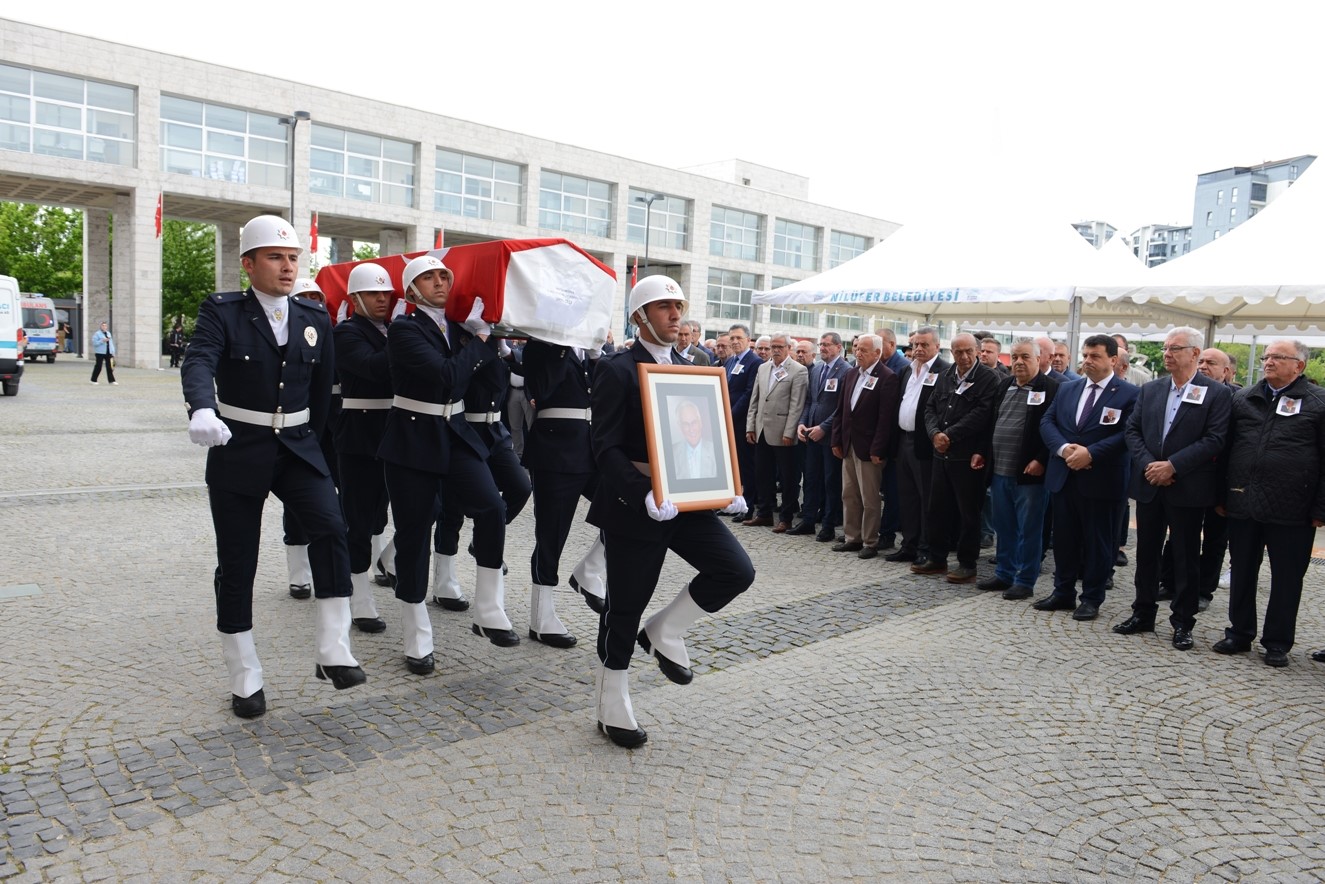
{"left": 331, "top": 237, "right": 354, "bottom": 264}
{"left": 216, "top": 223, "right": 241, "bottom": 292}
{"left": 406, "top": 224, "right": 435, "bottom": 253}
{"left": 291, "top": 118, "right": 313, "bottom": 274}
{"left": 380, "top": 228, "right": 405, "bottom": 258}
{"left": 112, "top": 188, "right": 163, "bottom": 369}
{"left": 83, "top": 208, "right": 111, "bottom": 359}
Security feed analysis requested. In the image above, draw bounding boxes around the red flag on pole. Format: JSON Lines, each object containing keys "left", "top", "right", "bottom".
{"left": 154, "top": 193, "right": 163, "bottom": 239}
{"left": 309, "top": 212, "right": 319, "bottom": 254}
{"left": 434, "top": 228, "right": 444, "bottom": 250}
{"left": 631, "top": 255, "right": 638, "bottom": 289}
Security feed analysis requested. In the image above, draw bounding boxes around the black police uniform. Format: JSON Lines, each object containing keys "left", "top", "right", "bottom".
{"left": 181, "top": 288, "right": 349, "bottom": 634}
{"left": 523, "top": 340, "right": 598, "bottom": 586}
{"left": 334, "top": 313, "right": 394, "bottom": 575}
{"left": 588, "top": 344, "right": 756, "bottom": 670}
{"left": 376, "top": 309, "right": 497, "bottom": 605}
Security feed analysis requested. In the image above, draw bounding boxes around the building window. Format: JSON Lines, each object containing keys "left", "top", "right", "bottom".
{"left": 774, "top": 219, "right": 821, "bottom": 271}
{"left": 1216, "top": 190, "right": 1224, "bottom": 206}
{"left": 1214, "top": 230, "right": 1222, "bottom": 239}
{"left": 626, "top": 190, "right": 689, "bottom": 250}
{"left": 0, "top": 64, "right": 134, "bottom": 166}
{"left": 768, "top": 276, "right": 816, "bottom": 326}
{"left": 537, "top": 171, "right": 612, "bottom": 238}
{"left": 706, "top": 268, "right": 756, "bottom": 323}
{"left": 160, "top": 96, "right": 287, "bottom": 186}
{"left": 434, "top": 148, "right": 522, "bottom": 224}
{"left": 1205, "top": 211, "right": 1213, "bottom": 227}
{"left": 1249, "top": 207, "right": 1258, "bottom": 218}
{"left": 829, "top": 231, "right": 869, "bottom": 268}
{"left": 709, "top": 206, "right": 763, "bottom": 261}
{"left": 823, "top": 311, "right": 864, "bottom": 333}
{"left": 309, "top": 124, "right": 415, "bottom": 207}
{"left": 1230, "top": 208, "right": 1237, "bottom": 224}
{"left": 1231, "top": 186, "right": 1239, "bottom": 203}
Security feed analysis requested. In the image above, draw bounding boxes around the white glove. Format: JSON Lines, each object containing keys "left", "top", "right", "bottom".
{"left": 644, "top": 492, "right": 679, "bottom": 522}
{"left": 497, "top": 338, "right": 513, "bottom": 358}
{"left": 720, "top": 495, "right": 748, "bottom": 516}
{"left": 463, "top": 297, "right": 491, "bottom": 336}
{"left": 588, "top": 346, "right": 602, "bottom": 360}
{"left": 188, "top": 408, "right": 232, "bottom": 447}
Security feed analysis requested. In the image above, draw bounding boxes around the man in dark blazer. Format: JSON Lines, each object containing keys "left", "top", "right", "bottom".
{"left": 886, "top": 327, "right": 950, "bottom": 563}
{"left": 182, "top": 215, "right": 365, "bottom": 718}
{"left": 1113, "top": 327, "right": 1231, "bottom": 650}
{"left": 830, "top": 334, "right": 899, "bottom": 558}
{"left": 973, "top": 339, "right": 1059, "bottom": 600}
{"left": 678, "top": 320, "right": 711, "bottom": 366}
{"left": 793, "top": 332, "right": 851, "bottom": 541}
{"left": 912, "top": 333, "right": 1001, "bottom": 582}
{"left": 588, "top": 277, "right": 753, "bottom": 748}
{"left": 1035, "top": 334, "right": 1140, "bottom": 621}
{"left": 724, "top": 323, "right": 763, "bottom": 519}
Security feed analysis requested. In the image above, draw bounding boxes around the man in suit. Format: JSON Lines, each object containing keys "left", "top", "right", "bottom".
{"left": 830, "top": 334, "right": 899, "bottom": 559}
{"left": 978, "top": 336, "right": 1012, "bottom": 379}
{"left": 672, "top": 399, "right": 718, "bottom": 479}
{"left": 1034, "top": 334, "right": 1140, "bottom": 621}
{"left": 1113, "top": 327, "right": 1231, "bottom": 650}
{"left": 677, "top": 320, "right": 711, "bottom": 366}
{"left": 744, "top": 333, "right": 808, "bottom": 531}
{"left": 793, "top": 332, "right": 850, "bottom": 541}
{"left": 725, "top": 323, "right": 763, "bottom": 520}
{"left": 885, "top": 327, "right": 949, "bottom": 563}
{"left": 973, "top": 338, "right": 1059, "bottom": 600}
{"left": 1036, "top": 336, "right": 1067, "bottom": 383}
{"left": 1051, "top": 341, "right": 1078, "bottom": 379}
{"left": 912, "top": 333, "right": 1001, "bottom": 582}
{"left": 588, "top": 277, "right": 753, "bottom": 748}
{"left": 876, "top": 328, "right": 908, "bottom": 549}
{"left": 182, "top": 215, "right": 365, "bottom": 718}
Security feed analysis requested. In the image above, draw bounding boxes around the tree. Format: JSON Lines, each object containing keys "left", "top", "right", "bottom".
{"left": 161, "top": 220, "right": 217, "bottom": 332}
{"left": 352, "top": 242, "right": 380, "bottom": 261}
{"left": 0, "top": 202, "right": 83, "bottom": 295}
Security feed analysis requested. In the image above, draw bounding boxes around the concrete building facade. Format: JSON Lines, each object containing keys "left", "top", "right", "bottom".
{"left": 0, "top": 19, "right": 899, "bottom": 367}
{"left": 1190, "top": 154, "right": 1315, "bottom": 250}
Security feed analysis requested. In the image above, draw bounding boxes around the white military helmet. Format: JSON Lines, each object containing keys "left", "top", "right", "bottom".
{"left": 346, "top": 263, "right": 394, "bottom": 296}
{"left": 292, "top": 278, "right": 323, "bottom": 298}
{"left": 401, "top": 254, "right": 453, "bottom": 302}
{"left": 628, "top": 275, "right": 687, "bottom": 320}
{"left": 240, "top": 215, "right": 301, "bottom": 254}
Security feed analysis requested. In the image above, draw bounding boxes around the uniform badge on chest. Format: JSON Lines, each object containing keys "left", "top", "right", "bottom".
{"left": 304, "top": 326, "right": 318, "bottom": 347}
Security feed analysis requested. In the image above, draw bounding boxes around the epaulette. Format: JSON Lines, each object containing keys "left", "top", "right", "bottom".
{"left": 290, "top": 295, "right": 327, "bottom": 312}
{"left": 210, "top": 290, "right": 247, "bottom": 303}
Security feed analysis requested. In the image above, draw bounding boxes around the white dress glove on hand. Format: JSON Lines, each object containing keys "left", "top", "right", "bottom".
{"left": 188, "top": 408, "right": 232, "bottom": 447}
{"left": 462, "top": 297, "right": 491, "bottom": 336}
{"left": 720, "top": 495, "right": 748, "bottom": 516}
{"left": 644, "top": 492, "right": 679, "bottom": 522}
{"left": 497, "top": 338, "right": 513, "bottom": 358}
{"left": 588, "top": 346, "right": 602, "bottom": 360}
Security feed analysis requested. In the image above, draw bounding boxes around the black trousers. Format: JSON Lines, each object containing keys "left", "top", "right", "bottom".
{"left": 339, "top": 453, "right": 391, "bottom": 574}
{"left": 800, "top": 437, "right": 842, "bottom": 527}
{"left": 1050, "top": 478, "right": 1121, "bottom": 605}
{"left": 210, "top": 446, "right": 350, "bottom": 633}
{"left": 1160, "top": 506, "right": 1226, "bottom": 600}
{"left": 755, "top": 439, "right": 798, "bottom": 522}
{"left": 897, "top": 433, "right": 933, "bottom": 557}
{"left": 925, "top": 455, "right": 985, "bottom": 568}
{"left": 529, "top": 468, "right": 598, "bottom": 586}
{"left": 1132, "top": 496, "right": 1203, "bottom": 630}
{"left": 384, "top": 461, "right": 444, "bottom": 605}
{"left": 734, "top": 433, "right": 759, "bottom": 509}
{"left": 880, "top": 458, "right": 900, "bottom": 545}
{"left": 1225, "top": 517, "right": 1315, "bottom": 652}
{"left": 91, "top": 353, "right": 116, "bottom": 382}
{"left": 435, "top": 442, "right": 529, "bottom": 563}
{"left": 597, "top": 510, "right": 755, "bottom": 670}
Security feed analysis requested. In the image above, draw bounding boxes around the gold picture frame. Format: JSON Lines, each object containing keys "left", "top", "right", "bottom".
{"left": 638, "top": 363, "right": 743, "bottom": 512}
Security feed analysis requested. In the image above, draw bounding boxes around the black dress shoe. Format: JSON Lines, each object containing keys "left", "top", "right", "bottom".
{"left": 231, "top": 688, "right": 266, "bottom": 719}
{"left": 787, "top": 521, "right": 816, "bottom": 536}
{"left": 472, "top": 623, "right": 521, "bottom": 646}
{"left": 406, "top": 653, "right": 435, "bottom": 675}
{"left": 1112, "top": 614, "right": 1155, "bottom": 635}
{"left": 353, "top": 617, "right": 387, "bottom": 633}
{"left": 832, "top": 540, "right": 863, "bottom": 553}
{"left": 1002, "top": 585, "right": 1033, "bottom": 601}
{"left": 638, "top": 630, "right": 693, "bottom": 685}
{"left": 815, "top": 529, "right": 835, "bottom": 542}
{"left": 977, "top": 576, "right": 1010, "bottom": 593}
{"left": 1311, "top": 649, "right": 1325, "bottom": 663}
{"left": 1172, "top": 628, "right": 1194, "bottom": 651}
{"left": 857, "top": 546, "right": 878, "bottom": 560}
{"left": 598, "top": 721, "right": 648, "bottom": 748}
{"left": 373, "top": 559, "right": 396, "bottom": 587}
{"left": 909, "top": 559, "right": 948, "bottom": 575}
{"left": 1032, "top": 594, "right": 1076, "bottom": 612}
{"left": 1264, "top": 648, "right": 1289, "bottom": 667}
{"left": 730, "top": 513, "right": 746, "bottom": 523}
{"left": 1212, "top": 637, "right": 1250, "bottom": 654}
{"left": 884, "top": 549, "right": 917, "bottom": 562}
{"left": 432, "top": 595, "right": 471, "bottom": 612}
{"left": 315, "top": 664, "right": 367, "bottom": 689}
{"left": 1072, "top": 602, "right": 1100, "bottom": 621}
{"left": 529, "top": 629, "right": 578, "bottom": 649}
{"left": 1115, "top": 550, "right": 1128, "bottom": 566}
{"left": 288, "top": 583, "right": 311, "bottom": 600}
{"left": 569, "top": 575, "right": 607, "bottom": 615}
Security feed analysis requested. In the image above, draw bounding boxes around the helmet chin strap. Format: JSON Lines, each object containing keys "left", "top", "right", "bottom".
{"left": 634, "top": 309, "right": 663, "bottom": 345}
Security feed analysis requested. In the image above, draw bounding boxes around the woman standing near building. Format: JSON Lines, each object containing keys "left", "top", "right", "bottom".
{"left": 91, "top": 320, "right": 117, "bottom": 385}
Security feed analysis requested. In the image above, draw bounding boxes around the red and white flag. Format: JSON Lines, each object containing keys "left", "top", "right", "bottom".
{"left": 309, "top": 212, "right": 319, "bottom": 254}
{"left": 434, "top": 228, "right": 444, "bottom": 249}
{"left": 631, "top": 255, "right": 638, "bottom": 289}
{"left": 154, "top": 193, "right": 163, "bottom": 239}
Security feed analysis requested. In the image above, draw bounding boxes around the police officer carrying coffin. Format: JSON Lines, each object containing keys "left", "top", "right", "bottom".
{"left": 589, "top": 276, "right": 754, "bottom": 748}
{"left": 333, "top": 264, "right": 399, "bottom": 635}
{"left": 521, "top": 336, "right": 610, "bottom": 645}
{"left": 377, "top": 255, "right": 498, "bottom": 674}
{"left": 182, "top": 215, "right": 366, "bottom": 719}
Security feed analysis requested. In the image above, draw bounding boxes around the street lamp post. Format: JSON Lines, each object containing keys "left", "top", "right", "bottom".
{"left": 279, "top": 110, "right": 311, "bottom": 225}
{"left": 628, "top": 193, "right": 664, "bottom": 338}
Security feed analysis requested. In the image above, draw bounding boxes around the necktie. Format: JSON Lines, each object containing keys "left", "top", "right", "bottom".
{"left": 1078, "top": 384, "right": 1099, "bottom": 430}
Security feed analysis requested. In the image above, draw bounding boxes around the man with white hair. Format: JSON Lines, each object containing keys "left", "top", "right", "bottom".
{"left": 830, "top": 334, "right": 899, "bottom": 558}
{"left": 745, "top": 333, "right": 808, "bottom": 531}
{"left": 1216, "top": 339, "right": 1325, "bottom": 667}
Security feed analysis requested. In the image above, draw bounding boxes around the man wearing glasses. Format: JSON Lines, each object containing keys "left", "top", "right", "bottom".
{"left": 1215, "top": 339, "right": 1325, "bottom": 667}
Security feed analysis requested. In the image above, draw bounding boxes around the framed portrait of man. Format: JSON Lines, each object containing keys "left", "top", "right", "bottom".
{"left": 638, "top": 364, "right": 742, "bottom": 511}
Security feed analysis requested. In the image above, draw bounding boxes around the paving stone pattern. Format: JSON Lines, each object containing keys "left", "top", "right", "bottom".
{"left": 3, "top": 359, "right": 1325, "bottom": 881}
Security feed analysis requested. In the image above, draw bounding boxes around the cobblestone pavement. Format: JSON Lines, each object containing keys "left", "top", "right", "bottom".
{"left": 4, "top": 359, "right": 1325, "bottom": 881}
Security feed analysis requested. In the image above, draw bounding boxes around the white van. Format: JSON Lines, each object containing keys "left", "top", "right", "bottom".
{"left": 20, "top": 295, "right": 58, "bottom": 363}
{"left": 0, "top": 276, "right": 24, "bottom": 395}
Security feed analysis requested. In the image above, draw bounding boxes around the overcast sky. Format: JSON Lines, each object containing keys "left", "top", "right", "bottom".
{"left": 12, "top": 1, "right": 1322, "bottom": 232}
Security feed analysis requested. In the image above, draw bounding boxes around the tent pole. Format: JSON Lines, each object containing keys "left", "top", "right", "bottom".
{"left": 1204, "top": 316, "right": 1218, "bottom": 349}
{"left": 1067, "top": 294, "right": 1082, "bottom": 362}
